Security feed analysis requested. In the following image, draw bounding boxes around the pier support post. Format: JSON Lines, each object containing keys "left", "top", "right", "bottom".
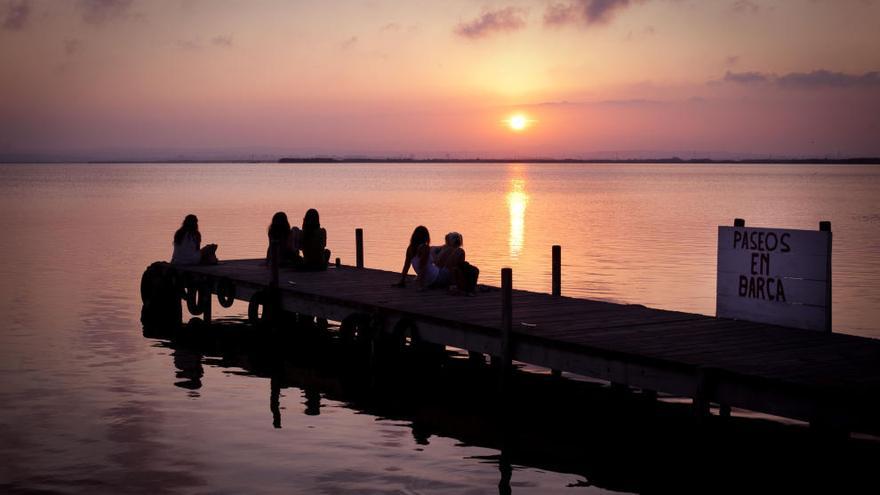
{"left": 694, "top": 367, "right": 713, "bottom": 419}
{"left": 335, "top": 257, "right": 341, "bottom": 268}
{"left": 267, "top": 240, "right": 281, "bottom": 325}
{"left": 552, "top": 245, "right": 561, "bottom": 297}
{"left": 499, "top": 268, "right": 513, "bottom": 394}
{"left": 550, "top": 246, "right": 562, "bottom": 378}
{"left": 270, "top": 240, "right": 280, "bottom": 289}
{"left": 355, "top": 228, "right": 364, "bottom": 269}
{"left": 201, "top": 279, "right": 212, "bottom": 324}
{"left": 820, "top": 220, "right": 832, "bottom": 333}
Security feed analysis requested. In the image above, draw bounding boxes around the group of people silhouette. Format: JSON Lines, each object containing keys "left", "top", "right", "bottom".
{"left": 170, "top": 213, "right": 478, "bottom": 293}
{"left": 394, "top": 226, "right": 479, "bottom": 295}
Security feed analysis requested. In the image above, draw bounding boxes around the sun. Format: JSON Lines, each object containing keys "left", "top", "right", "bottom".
{"left": 505, "top": 113, "right": 532, "bottom": 132}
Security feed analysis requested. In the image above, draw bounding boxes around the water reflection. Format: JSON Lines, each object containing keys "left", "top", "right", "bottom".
{"left": 144, "top": 320, "right": 880, "bottom": 494}
{"left": 506, "top": 171, "right": 529, "bottom": 259}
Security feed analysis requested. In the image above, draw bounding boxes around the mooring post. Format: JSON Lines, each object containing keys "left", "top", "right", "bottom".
{"left": 551, "top": 245, "right": 562, "bottom": 378}
{"left": 268, "top": 239, "right": 280, "bottom": 325}
{"left": 694, "top": 367, "right": 712, "bottom": 419}
{"left": 202, "top": 279, "right": 212, "bottom": 324}
{"left": 335, "top": 257, "right": 341, "bottom": 268}
{"left": 552, "top": 245, "right": 561, "bottom": 296}
{"left": 355, "top": 228, "right": 364, "bottom": 269}
{"left": 820, "top": 220, "right": 832, "bottom": 333}
{"left": 500, "top": 268, "right": 513, "bottom": 393}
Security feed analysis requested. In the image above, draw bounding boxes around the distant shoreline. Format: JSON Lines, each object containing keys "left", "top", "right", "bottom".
{"left": 278, "top": 157, "right": 880, "bottom": 165}
{"left": 1, "top": 157, "right": 878, "bottom": 165}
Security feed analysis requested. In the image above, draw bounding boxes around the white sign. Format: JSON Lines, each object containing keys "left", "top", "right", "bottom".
{"left": 716, "top": 225, "right": 831, "bottom": 331}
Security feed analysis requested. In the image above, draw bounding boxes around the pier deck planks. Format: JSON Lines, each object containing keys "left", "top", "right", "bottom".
{"left": 170, "top": 258, "right": 880, "bottom": 432}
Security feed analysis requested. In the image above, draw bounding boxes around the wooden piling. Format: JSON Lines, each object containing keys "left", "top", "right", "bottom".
{"left": 335, "top": 257, "right": 341, "bottom": 268}
{"left": 552, "top": 245, "right": 561, "bottom": 297}
{"left": 500, "top": 268, "right": 513, "bottom": 391}
{"left": 270, "top": 240, "right": 280, "bottom": 289}
{"left": 820, "top": 220, "right": 832, "bottom": 333}
{"left": 551, "top": 246, "right": 562, "bottom": 377}
{"left": 355, "top": 228, "right": 364, "bottom": 269}
{"left": 202, "top": 281, "right": 212, "bottom": 323}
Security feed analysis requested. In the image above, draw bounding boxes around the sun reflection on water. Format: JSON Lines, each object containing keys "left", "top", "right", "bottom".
{"left": 507, "top": 177, "right": 529, "bottom": 259}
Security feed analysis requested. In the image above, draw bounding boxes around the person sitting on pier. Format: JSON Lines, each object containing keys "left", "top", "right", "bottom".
{"left": 435, "top": 232, "right": 479, "bottom": 295}
{"left": 266, "top": 211, "right": 298, "bottom": 266}
{"left": 393, "top": 225, "right": 451, "bottom": 289}
{"left": 290, "top": 208, "right": 331, "bottom": 271}
{"left": 171, "top": 214, "right": 218, "bottom": 265}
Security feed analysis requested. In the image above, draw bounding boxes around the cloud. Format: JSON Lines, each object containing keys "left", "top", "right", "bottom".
{"left": 544, "top": 2, "right": 578, "bottom": 26}
{"left": 723, "top": 70, "right": 769, "bottom": 84}
{"left": 718, "top": 69, "right": 880, "bottom": 89}
{"left": 340, "top": 36, "right": 358, "bottom": 50}
{"left": 777, "top": 70, "right": 880, "bottom": 89}
{"left": 211, "top": 34, "right": 233, "bottom": 48}
{"left": 2, "top": 0, "right": 31, "bottom": 31}
{"left": 544, "top": 0, "right": 640, "bottom": 27}
{"left": 454, "top": 6, "right": 527, "bottom": 39}
{"left": 175, "top": 39, "right": 201, "bottom": 51}
{"left": 64, "top": 39, "right": 83, "bottom": 56}
{"left": 79, "top": 0, "right": 133, "bottom": 26}
{"left": 731, "top": 0, "right": 759, "bottom": 14}
{"left": 725, "top": 55, "right": 740, "bottom": 67}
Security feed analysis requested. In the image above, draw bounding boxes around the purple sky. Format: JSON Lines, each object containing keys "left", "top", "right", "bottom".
{"left": 1, "top": 0, "right": 879, "bottom": 159}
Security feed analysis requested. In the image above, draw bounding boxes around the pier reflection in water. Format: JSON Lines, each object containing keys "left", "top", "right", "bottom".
{"left": 148, "top": 318, "right": 879, "bottom": 494}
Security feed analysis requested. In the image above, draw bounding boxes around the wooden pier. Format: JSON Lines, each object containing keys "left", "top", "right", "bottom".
{"left": 143, "top": 248, "right": 880, "bottom": 436}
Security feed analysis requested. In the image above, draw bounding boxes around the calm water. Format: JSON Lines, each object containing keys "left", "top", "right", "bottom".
{"left": 1, "top": 162, "right": 879, "bottom": 493}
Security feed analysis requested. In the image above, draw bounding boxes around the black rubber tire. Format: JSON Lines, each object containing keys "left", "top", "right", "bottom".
{"left": 216, "top": 278, "right": 236, "bottom": 308}
{"left": 184, "top": 284, "right": 203, "bottom": 315}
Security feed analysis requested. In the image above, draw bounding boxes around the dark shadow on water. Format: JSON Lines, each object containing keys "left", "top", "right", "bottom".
{"left": 144, "top": 318, "right": 880, "bottom": 494}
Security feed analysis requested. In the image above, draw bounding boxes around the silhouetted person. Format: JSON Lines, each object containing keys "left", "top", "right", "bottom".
{"left": 392, "top": 226, "right": 452, "bottom": 289}
{"left": 291, "top": 208, "right": 331, "bottom": 271}
{"left": 266, "top": 211, "right": 297, "bottom": 266}
{"left": 435, "top": 231, "right": 478, "bottom": 295}
{"left": 171, "top": 214, "right": 218, "bottom": 265}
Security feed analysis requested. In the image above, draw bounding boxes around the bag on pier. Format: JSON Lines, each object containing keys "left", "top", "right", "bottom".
{"left": 459, "top": 261, "right": 479, "bottom": 294}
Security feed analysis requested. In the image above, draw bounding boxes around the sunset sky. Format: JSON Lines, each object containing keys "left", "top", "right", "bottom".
{"left": 1, "top": 0, "right": 879, "bottom": 159}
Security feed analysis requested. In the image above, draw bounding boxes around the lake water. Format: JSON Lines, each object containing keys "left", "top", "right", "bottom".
{"left": 1, "top": 162, "right": 879, "bottom": 493}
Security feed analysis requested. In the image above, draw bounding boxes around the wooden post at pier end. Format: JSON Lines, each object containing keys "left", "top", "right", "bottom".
{"left": 552, "top": 245, "right": 561, "bottom": 297}
{"left": 500, "top": 268, "right": 513, "bottom": 393}
{"left": 355, "top": 228, "right": 364, "bottom": 269}
{"left": 820, "top": 220, "right": 832, "bottom": 333}
{"left": 551, "top": 245, "right": 562, "bottom": 379}
{"left": 335, "top": 257, "right": 341, "bottom": 268}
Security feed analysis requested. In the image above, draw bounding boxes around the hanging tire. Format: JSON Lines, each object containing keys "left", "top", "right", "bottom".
{"left": 184, "top": 280, "right": 204, "bottom": 316}
{"left": 216, "top": 278, "right": 236, "bottom": 308}
{"left": 339, "top": 313, "right": 373, "bottom": 344}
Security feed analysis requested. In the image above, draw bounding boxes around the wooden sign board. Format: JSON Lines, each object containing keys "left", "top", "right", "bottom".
{"left": 716, "top": 225, "right": 832, "bottom": 331}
